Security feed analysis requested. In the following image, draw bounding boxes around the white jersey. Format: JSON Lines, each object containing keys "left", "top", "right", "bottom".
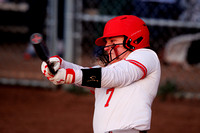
{"left": 62, "top": 48, "right": 161, "bottom": 133}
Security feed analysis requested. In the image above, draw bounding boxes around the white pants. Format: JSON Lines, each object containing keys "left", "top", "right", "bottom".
{"left": 108, "top": 128, "right": 140, "bottom": 133}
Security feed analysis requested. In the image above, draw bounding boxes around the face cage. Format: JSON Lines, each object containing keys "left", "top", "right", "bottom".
{"left": 95, "top": 43, "right": 129, "bottom": 66}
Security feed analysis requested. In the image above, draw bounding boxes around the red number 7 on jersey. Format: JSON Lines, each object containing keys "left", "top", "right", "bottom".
{"left": 104, "top": 88, "right": 115, "bottom": 107}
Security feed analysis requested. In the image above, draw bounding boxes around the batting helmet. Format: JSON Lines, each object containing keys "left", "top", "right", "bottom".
{"left": 95, "top": 15, "right": 150, "bottom": 51}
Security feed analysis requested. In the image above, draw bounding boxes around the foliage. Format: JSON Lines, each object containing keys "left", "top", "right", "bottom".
{"left": 158, "top": 80, "right": 178, "bottom": 101}
{"left": 67, "top": 85, "right": 90, "bottom": 95}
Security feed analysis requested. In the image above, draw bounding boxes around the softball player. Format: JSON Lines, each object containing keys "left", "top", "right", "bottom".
{"left": 41, "top": 15, "right": 161, "bottom": 133}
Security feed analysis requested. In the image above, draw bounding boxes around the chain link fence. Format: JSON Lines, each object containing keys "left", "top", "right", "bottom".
{"left": 0, "top": 0, "right": 54, "bottom": 88}
{"left": 0, "top": 0, "right": 200, "bottom": 98}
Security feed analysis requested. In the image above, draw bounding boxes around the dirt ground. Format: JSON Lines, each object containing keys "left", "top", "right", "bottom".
{"left": 0, "top": 85, "right": 200, "bottom": 133}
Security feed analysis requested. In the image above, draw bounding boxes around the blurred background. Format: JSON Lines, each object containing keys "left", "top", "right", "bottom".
{"left": 0, "top": 0, "right": 200, "bottom": 133}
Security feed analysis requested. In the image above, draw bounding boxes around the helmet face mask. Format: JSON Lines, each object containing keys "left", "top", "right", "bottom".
{"left": 95, "top": 15, "right": 150, "bottom": 66}
{"left": 95, "top": 43, "right": 128, "bottom": 66}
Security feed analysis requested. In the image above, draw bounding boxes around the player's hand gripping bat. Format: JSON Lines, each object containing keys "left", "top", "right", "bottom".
{"left": 30, "top": 33, "right": 57, "bottom": 75}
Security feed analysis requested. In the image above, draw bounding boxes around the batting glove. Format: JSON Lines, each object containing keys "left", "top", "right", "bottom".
{"left": 49, "top": 68, "right": 75, "bottom": 85}
{"left": 49, "top": 55, "right": 63, "bottom": 71}
{"left": 41, "top": 64, "right": 75, "bottom": 85}
{"left": 41, "top": 55, "right": 62, "bottom": 75}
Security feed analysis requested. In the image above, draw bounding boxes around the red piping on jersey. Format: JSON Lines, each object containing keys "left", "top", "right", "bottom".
{"left": 90, "top": 89, "right": 95, "bottom": 95}
{"left": 125, "top": 59, "right": 147, "bottom": 79}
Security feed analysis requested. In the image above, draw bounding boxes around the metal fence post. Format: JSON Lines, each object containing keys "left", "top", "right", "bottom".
{"left": 46, "top": 0, "right": 58, "bottom": 56}
{"left": 63, "top": 0, "right": 74, "bottom": 62}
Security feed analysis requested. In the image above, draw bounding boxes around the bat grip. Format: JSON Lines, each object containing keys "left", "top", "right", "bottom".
{"left": 46, "top": 60, "right": 57, "bottom": 75}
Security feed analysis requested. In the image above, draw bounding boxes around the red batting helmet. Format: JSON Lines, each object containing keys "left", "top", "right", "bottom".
{"left": 95, "top": 15, "right": 150, "bottom": 51}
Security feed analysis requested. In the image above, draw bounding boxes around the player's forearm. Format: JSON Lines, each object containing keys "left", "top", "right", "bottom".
{"left": 61, "top": 60, "right": 85, "bottom": 70}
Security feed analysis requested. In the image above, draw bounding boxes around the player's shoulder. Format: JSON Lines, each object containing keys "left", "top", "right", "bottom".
{"left": 131, "top": 48, "right": 156, "bottom": 55}
{"left": 127, "top": 48, "right": 158, "bottom": 59}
